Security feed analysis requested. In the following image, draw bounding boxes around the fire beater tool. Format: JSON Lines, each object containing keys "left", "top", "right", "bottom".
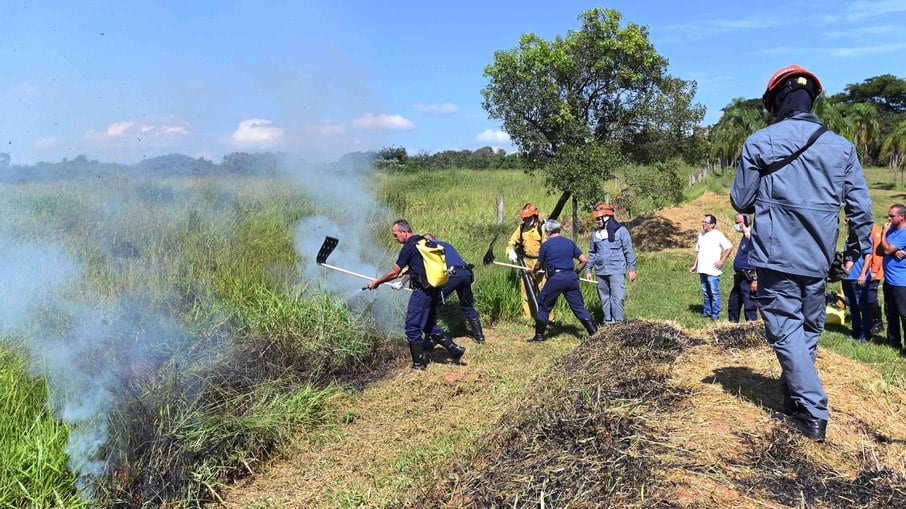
{"left": 316, "top": 236, "right": 411, "bottom": 291}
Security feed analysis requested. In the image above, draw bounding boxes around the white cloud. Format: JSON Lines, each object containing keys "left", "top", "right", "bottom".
{"left": 33, "top": 137, "right": 56, "bottom": 149}
{"left": 162, "top": 125, "right": 189, "bottom": 135}
{"left": 414, "top": 103, "right": 460, "bottom": 114}
{"left": 16, "top": 83, "right": 56, "bottom": 97}
{"left": 352, "top": 113, "right": 414, "bottom": 130}
{"left": 827, "top": 42, "right": 906, "bottom": 58}
{"left": 85, "top": 119, "right": 191, "bottom": 141}
{"left": 476, "top": 129, "right": 511, "bottom": 144}
{"left": 107, "top": 121, "right": 135, "bottom": 136}
{"left": 231, "top": 118, "right": 285, "bottom": 147}
{"left": 304, "top": 122, "right": 347, "bottom": 136}
{"left": 846, "top": 0, "right": 906, "bottom": 20}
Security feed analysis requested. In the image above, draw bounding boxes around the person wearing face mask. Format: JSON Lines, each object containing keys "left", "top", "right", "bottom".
{"left": 506, "top": 203, "right": 550, "bottom": 321}
{"left": 731, "top": 65, "right": 873, "bottom": 441}
{"left": 585, "top": 203, "right": 637, "bottom": 324}
{"left": 728, "top": 213, "right": 758, "bottom": 322}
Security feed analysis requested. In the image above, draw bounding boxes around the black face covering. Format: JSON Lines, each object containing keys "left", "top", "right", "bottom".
{"left": 774, "top": 88, "right": 814, "bottom": 120}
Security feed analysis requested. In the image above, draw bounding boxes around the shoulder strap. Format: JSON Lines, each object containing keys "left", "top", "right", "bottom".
{"left": 760, "top": 125, "right": 828, "bottom": 176}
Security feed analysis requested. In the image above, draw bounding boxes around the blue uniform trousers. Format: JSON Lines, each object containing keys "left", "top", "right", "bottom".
{"left": 430, "top": 267, "right": 478, "bottom": 336}
{"left": 405, "top": 287, "right": 443, "bottom": 345}
{"left": 728, "top": 272, "right": 758, "bottom": 322}
{"left": 595, "top": 273, "right": 627, "bottom": 322}
{"left": 536, "top": 271, "right": 592, "bottom": 326}
{"left": 755, "top": 267, "right": 828, "bottom": 420}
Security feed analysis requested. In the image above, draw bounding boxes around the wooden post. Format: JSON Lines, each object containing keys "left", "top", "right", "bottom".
{"left": 604, "top": 192, "right": 610, "bottom": 204}
{"left": 497, "top": 194, "right": 504, "bottom": 225}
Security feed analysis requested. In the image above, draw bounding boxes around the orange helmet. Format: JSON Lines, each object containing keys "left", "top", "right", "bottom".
{"left": 520, "top": 203, "right": 539, "bottom": 218}
{"left": 593, "top": 203, "right": 614, "bottom": 219}
{"left": 762, "top": 64, "right": 823, "bottom": 115}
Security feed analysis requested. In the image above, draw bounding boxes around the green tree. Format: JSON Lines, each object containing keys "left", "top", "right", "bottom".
{"left": 709, "top": 98, "right": 764, "bottom": 170}
{"left": 812, "top": 95, "right": 847, "bottom": 135}
{"left": 838, "top": 74, "right": 906, "bottom": 113}
{"left": 881, "top": 120, "right": 906, "bottom": 186}
{"left": 844, "top": 102, "right": 881, "bottom": 165}
{"left": 481, "top": 8, "right": 704, "bottom": 206}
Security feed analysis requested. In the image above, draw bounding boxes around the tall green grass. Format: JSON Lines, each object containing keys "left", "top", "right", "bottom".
{"left": 0, "top": 174, "right": 398, "bottom": 506}
{"left": 0, "top": 344, "right": 86, "bottom": 508}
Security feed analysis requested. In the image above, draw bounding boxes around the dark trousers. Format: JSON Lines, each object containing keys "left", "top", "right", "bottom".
{"left": 430, "top": 268, "right": 478, "bottom": 337}
{"left": 536, "top": 271, "right": 592, "bottom": 326}
{"left": 405, "top": 288, "right": 443, "bottom": 345}
{"left": 728, "top": 272, "right": 758, "bottom": 322}
{"left": 883, "top": 282, "right": 906, "bottom": 351}
{"left": 842, "top": 279, "right": 878, "bottom": 341}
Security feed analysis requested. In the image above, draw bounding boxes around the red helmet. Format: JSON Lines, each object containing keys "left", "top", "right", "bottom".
{"left": 593, "top": 203, "right": 614, "bottom": 219}
{"left": 762, "top": 65, "right": 823, "bottom": 114}
{"left": 520, "top": 203, "right": 539, "bottom": 218}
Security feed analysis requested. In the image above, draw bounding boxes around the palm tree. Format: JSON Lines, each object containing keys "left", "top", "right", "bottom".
{"left": 813, "top": 95, "right": 847, "bottom": 135}
{"left": 880, "top": 120, "right": 906, "bottom": 186}
{"left": 845, "top": 102, "right": 881, "bottom": 165}
{"left": 709, "top": 98, "right": 764, "bottom": 171}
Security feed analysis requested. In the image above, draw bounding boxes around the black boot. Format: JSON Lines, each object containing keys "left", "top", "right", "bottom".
{"left": 787, "top": 411, "right": 827, "bottom": 441}
{"left": 580, "top": 318, "right": 598, "bottom": 336}
{"left": 468, "top": 317, "right": 486, "bottom": 344}
{"left": 872, "top": 304, "right": 884, "bottom": 335}
{"left": 438, "top": 337, "right": 465, "bottom": 363}
{"left": 527, "top": 319, "right": 546, "bottom": 342}
{"left": 409, "top": 342, "right": 428, "bottom": 371}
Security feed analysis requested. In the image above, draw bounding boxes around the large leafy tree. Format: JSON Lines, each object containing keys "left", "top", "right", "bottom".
{"left": 482, "top": 8, "right": 704, "bottom": 206}
{"left": 838, "top": 74, "right": 906, "bottom": 114}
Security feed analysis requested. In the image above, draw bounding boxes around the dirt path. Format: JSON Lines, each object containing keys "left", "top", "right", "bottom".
{"left": 219, "top": 322, "right": 580, "bottom": 508}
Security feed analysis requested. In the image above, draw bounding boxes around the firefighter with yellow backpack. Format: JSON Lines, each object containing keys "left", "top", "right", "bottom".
{"left": 368, "top": 219, "right": 465, "bottom": 371}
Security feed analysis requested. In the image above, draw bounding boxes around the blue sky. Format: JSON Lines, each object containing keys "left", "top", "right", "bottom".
{"left": 2, "top": 0, "right": 906, "bottom": 165}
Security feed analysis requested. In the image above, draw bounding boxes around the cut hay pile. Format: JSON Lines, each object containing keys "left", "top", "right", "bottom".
{"left": 422, "top": 320, "right": 906, "bottom": 508}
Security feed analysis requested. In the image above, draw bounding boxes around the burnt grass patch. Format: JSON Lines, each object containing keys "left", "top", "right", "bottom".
{"left": 420, "top": 320, "right": 906, "bottom": 508}
{"left": 421, "top": 321, "right": 692, "bottom": 508}
{"left": 732, "top": 428, "right": 906, "bottom": 507}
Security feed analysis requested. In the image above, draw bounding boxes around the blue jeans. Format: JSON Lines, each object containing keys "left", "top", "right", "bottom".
{"left": 596, "top": 273, "right": 627, "bottom": 322}
{"left": 699, "top": 273, "right": 721, "bottom": 318}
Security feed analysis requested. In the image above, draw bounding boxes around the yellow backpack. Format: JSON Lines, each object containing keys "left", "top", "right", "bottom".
{"left": 415, "top": 238, "right": 449, "bottom": 288}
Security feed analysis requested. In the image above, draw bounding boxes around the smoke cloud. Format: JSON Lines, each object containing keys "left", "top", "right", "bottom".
{"left": 0, "top": 155, "right": 407, "bottom": 496}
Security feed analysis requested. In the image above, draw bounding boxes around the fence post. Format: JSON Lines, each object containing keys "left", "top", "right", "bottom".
{"left": 497, "top": 194, "right": 504, "bottom": 225}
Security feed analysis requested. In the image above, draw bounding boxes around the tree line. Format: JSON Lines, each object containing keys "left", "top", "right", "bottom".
{"left": 710, "top": 74, "right": 906, "bottom": 183}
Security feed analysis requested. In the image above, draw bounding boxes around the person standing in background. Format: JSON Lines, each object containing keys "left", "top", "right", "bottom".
{"left": 728, "top": 213, "right": 758, "bottom": 322}
{"left": 689, "top": 214, "right": 732, "bottom": 321}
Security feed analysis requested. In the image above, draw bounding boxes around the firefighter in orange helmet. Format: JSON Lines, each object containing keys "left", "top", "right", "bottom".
{"left": 506, "top": 203, "right": 551, "bottom": 320}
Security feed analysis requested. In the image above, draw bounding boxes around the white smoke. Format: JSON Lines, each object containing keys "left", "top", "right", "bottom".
{"left": 282, "top": 162, "right": 407, "bottom": 331}
{"left": 0, "top": 239, "right": 189, "bottom": 492}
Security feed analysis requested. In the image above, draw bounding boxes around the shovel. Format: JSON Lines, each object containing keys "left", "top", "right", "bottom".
{"left": 316, "top": 236, "right": 411, "bottom": 291}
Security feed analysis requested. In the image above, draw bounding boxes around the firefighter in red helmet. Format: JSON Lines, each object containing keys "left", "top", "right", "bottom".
{"left": 731, "top": 65, "right": 873, "bottom": 441}
{"left": 506, "top": 203, "right": 551, "bottom": 321}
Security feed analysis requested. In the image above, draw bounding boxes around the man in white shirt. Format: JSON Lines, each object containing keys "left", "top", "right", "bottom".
{"left": 689, "top": 214, "right": 733, "bottom": 320}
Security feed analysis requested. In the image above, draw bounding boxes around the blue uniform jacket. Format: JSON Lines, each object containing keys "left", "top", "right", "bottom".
{"left": 587, "top": 221, "right": 636, "bottom": 276}
{"left": 731, "top": 113, "right": 873, "bottom": 278}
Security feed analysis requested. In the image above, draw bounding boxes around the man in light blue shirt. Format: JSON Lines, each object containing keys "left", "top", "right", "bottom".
{"left": 881, "top": 204, "right": 906, "bottom": 354}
